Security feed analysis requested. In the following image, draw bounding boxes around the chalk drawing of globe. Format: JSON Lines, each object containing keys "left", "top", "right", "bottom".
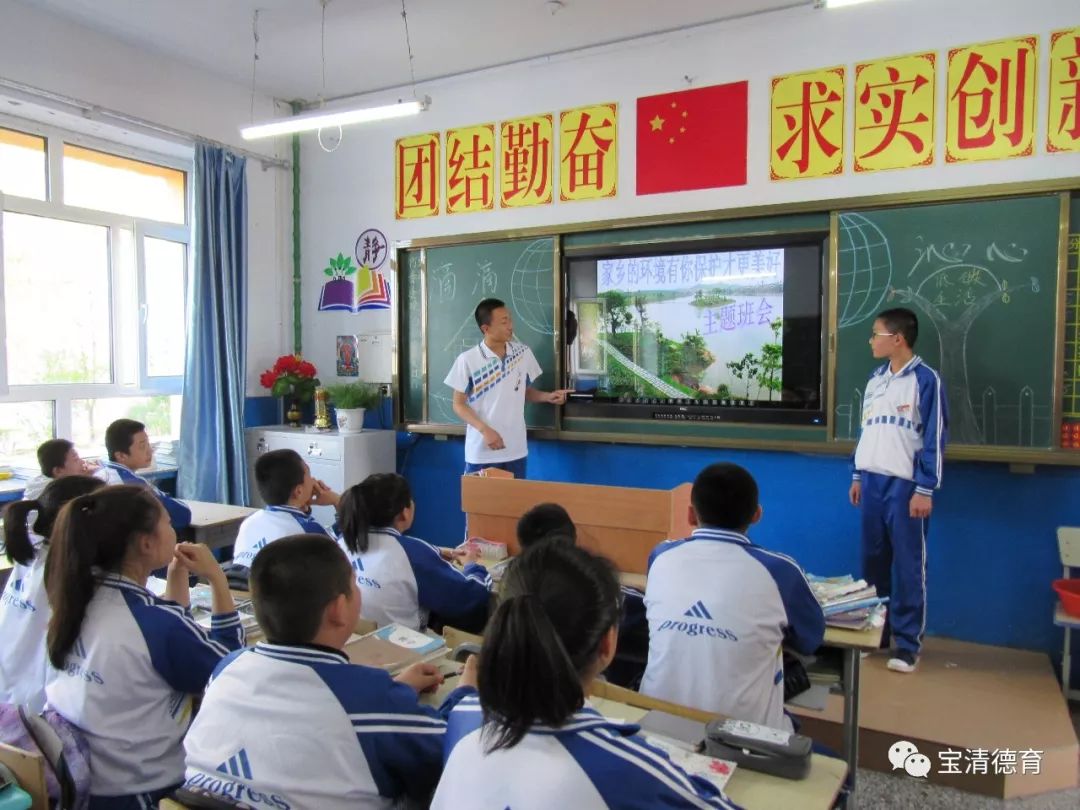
{"left": 838, "top": 213, "right": 893, "bottom": 328}
{"left": 510, "top": 239, "right": 555, "bottom": 335}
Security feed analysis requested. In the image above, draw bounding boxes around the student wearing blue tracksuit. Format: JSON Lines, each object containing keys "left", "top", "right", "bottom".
{"left": 231, "top": 448, "right": 340, "bottom": 569}
{"left": 850, "top": 307, "right": 948, "bottom": 674}
{"left": 184, "top": 535, "right": 479, "bottom": 809}
{"left": 337, "top": 473, "right": 492, "bottom": 632}
{"left": 101, "top": 418, "right": 192, "bottom": 529}
{"left": 44, "top": 485, "right": 244, "bottom": 809}
{"left": 431, "top": 541, "right": 741, "bottom": 810}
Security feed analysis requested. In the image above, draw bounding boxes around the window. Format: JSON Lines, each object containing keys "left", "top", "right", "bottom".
{"left": 0, "top": 120, "right": 190, "bottom": 465}
{"left": 63, "top": 144, "right": 186, "bottom": 224}
{"left": 0, "top": 127, "right": 46, "bottom": 201}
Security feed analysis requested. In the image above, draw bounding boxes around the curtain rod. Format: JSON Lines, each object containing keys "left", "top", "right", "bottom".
{"left": 0, "top": 76, "right": 291, "bottom": 171}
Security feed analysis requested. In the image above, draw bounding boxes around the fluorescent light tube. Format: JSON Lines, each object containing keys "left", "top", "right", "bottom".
{"left": 241, "top": 98, "right": 427, "bottom": 140}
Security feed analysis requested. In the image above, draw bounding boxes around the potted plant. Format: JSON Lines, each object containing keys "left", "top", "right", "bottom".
{"left": 325, "top": 382, "right": 381, "bottom": 433}
{"left": 259, "top": 354, "right": 320, "bottom": 427}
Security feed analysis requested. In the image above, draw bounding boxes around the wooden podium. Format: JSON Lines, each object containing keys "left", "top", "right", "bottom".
{"left": 461, "top": 475, "right": 693, "bottom": 574}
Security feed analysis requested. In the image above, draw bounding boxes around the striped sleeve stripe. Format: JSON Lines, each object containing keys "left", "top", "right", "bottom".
{"left": 352, "top": 725, "right": 447, "bottom": 735}
{"left": 589, "top": 727, "right": 697, "bottom": 794}
{"left": 581, "top": 730, "right": 729, "bottom": 809}
{"left": 158, "top": 607, "right": 231, "bottom": 657}
{"left": 349, "top": 713, "right": 446, "bottom": 726}
{"left": 932, "top": 367, "right": 944, "bottom": 487}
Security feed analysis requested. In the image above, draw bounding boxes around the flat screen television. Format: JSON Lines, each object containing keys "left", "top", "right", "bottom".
{"left": 562, "top": 234, "right": 827, "bottom": 426}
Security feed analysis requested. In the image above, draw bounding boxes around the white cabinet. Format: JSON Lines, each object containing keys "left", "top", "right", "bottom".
{"left": 245, "top": 426, "right": 396, "bottom": 528}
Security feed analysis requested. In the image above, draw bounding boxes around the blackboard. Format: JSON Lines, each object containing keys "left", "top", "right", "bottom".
{"left": 833, "top": 194, "right": 1063, "bottom": 448}
{"left": 399, "top": 237, "right": 558, "bottom": 428}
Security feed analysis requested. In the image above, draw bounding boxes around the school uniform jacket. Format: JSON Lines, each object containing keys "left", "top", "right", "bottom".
{"left": 184, "top": 642, "right": 475, "bottom": 809}
{"left": 45, "top": 573, "right": 244, "bottom": 797}
{"left": 337, "top": 528, "right": 491, "bottom": 631}
{"left": 100, "top": 460, "right": 192, "bottom": 528}
{"left": 0, "top": 540, "right": 50, "bottom": 711}
{"left": 431, "top": 695, "right": 742, "bottom": 809}
{"left": 641, "top": 528, "right": 825, "bottom": 732}
{"left": 851, "top": 356, "right": 948, "bottom": 496}
{"left": 232, "top": 506, "right": 335, "bottom": 568}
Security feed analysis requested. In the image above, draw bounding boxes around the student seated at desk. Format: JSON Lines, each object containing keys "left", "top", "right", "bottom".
{"left": 22, "top": 438, "right": 105, "bottom": 500}
{"left": 183, "top": 535, "right": 478, "bottom": 809}
{"left": 100, "top": 418, "right": 191, "bottom": 529}
{"left": 337, "top": 473, "right": 491, "bottom": 632}
{"left": 517, "top": 502, "right": 650, "bottom": 690}
{"left": 431, "top": 541, "right": 742, "bottom": 810}
{"left": 44, "top": 486, "right": 243, "bottom": 810}
{"left": 0, "top": 475, "right": 104, "bottom": 712}
{"left": 231, "top": 449, "right": 339, "bottom": 569}
{"left": 641, "top": 463, "right": 825, "bottom": 733}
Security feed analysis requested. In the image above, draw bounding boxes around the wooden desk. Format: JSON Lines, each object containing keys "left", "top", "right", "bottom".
{"left": 180, "top": 501, "right": 258, "bottom": 549}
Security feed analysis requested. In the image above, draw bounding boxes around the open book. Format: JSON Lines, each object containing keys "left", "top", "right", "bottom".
{"left": 344, "top": 624, "right": 447, "bottom": 673}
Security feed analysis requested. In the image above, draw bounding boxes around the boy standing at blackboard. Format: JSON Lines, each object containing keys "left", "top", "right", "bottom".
{"left": 850, "top": 307, "right": 948, "bottom": 674}
{"left": 445, "top": 298, "right": 571, "bottom": 478}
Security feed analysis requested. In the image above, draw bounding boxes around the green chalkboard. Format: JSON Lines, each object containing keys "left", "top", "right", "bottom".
{"left": 400, "top": 237, "right": 558, "bottom": 428}
{"left": 400, "top": 250, "right": 423, "bottom": 423}
{"left": 834, "top": 194, "right": 1062, "bottom": 448}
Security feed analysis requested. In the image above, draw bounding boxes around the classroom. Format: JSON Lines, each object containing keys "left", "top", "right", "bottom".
{"left": 1, "top": 0, "right": 1079, "bottom": 808}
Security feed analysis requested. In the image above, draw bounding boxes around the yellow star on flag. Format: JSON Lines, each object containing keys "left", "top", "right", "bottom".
{"left": 650, "top": 114, "right": 665, "bottom": 132}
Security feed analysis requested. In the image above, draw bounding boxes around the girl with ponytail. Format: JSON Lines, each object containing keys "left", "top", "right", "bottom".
{"left": 0, "top": 475, "right": 104, "bottom": 710}
{"left": 336, "top": 472, "right": 492, "bottom": 632}
{"left": 432, "top": 542, "right": 743, "bottom": 810}
{"left": 44, "top": 485, "right": 245, "bottom": 809}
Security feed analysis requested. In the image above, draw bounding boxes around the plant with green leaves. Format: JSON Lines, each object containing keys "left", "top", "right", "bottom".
{"left": 324, "top": 252, "right": 357, "bottom": 280}
{"left": 325, "top": 382, "right": 382, "bottom": 410}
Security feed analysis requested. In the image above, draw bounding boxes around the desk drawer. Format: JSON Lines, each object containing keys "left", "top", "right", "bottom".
{"left": 248, "top": 431, "right": 342, "bottom": 462}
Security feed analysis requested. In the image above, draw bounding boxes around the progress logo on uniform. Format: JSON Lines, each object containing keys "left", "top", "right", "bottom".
{"left": 657, "top": 601, "right": 739, "bottom": 641}
{"left": 185, "top": 748, "right": 292, "bottom": 810}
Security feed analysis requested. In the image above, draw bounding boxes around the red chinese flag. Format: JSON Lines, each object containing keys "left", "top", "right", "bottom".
{"left": 636, "top": 81, "right": 748, "bottom": 195}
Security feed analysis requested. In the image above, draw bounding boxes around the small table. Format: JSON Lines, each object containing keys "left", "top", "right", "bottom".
{"left": 1053, "top": 603, "right": 1080, "bottom": 702}
{"left": 179, "top": 501, "right": 258, "bottom": 550}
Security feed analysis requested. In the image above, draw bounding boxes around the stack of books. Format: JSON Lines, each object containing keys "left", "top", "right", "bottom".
{"left": 807, "top": 574, "right": 888, "bottom": 631}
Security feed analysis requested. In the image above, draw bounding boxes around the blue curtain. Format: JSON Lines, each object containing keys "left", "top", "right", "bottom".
{"left": 179, "top": 144, "right": 248, "bottom": 504}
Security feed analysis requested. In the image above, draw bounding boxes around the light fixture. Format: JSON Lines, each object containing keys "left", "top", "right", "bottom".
{"left": 241, "top": 97, "right": 429, "bottom": 140}
{"left": 815, "top": 0, "right": 884, "bottom": 8}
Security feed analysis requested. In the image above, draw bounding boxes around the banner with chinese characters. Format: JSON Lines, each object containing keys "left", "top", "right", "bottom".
{"left": 394, "top": 132, "right": 440, "bottom": 219}
{"left": 854, "top": 52, "right": 935, "bottom": 172}
{"left": 500, "top": 114, "right": 553, "bottom": 207}
{"left": 446, "top": 123, "right": 495, "bottom": 214}
{"left": 770, "top": 67, "right": 845, "bottom": 180}
{"left": 946, "top": 36, "right": 1038, "bottom": 163}
{"left": 559, "top": 103, "right": 618, "bottom": 202}
{"left": 1048, "top": 27, "right": 1080, "bottom": 153}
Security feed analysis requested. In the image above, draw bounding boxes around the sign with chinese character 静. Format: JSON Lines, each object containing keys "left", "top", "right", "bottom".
{"left": 500, "top": 114, "right": 553, "bottom": 207}
{"left": 446, "top": 123, "right": 495, "bottom": 214}
{"left": 1048, "top": 27, "right": 1080, "bottom": 153}
{"left": 946, "top": 36, "right": 1037, "bottom": 163}
{"left": 395, "top": 132, "right": 439, "bottom": 219}
{"left": 770, "top": 67, "right": 845, "bottom": 180}
{"left": 854, "top": 52, "right": 935, "bottom": 172}
{"left": 559, "top": 103, "right": 618, "bottom": 202}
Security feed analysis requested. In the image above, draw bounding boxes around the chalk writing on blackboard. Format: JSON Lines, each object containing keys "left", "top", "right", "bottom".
{"left": 432, "top": 263, "right": 457, "bottom": 303}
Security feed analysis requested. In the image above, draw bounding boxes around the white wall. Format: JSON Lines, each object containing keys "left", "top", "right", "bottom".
{"left": 0, "top": 0, "right": 292, "bottom": 396}
{"left": 300, "top": 0, "right": 1080, "bottom": 388}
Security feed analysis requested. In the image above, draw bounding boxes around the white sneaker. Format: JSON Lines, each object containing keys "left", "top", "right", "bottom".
{"left": 887, "top": 650, "right": 918, "bottom": 673}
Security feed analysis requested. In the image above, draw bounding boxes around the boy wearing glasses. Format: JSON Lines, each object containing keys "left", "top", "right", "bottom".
{"left": 850, "top": 307, "right": 948, "bottom": 674}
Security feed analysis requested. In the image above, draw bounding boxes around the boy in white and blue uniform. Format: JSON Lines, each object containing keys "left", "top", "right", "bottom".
{"left": 46, "top": 572, "right": 244, "bottom": 806}
{"left": 21, "top": 438, "right": 106, "bottom": 499}
{"left": 341, "top": 527, "right": 491, "bottom": 631}
{"left": 436, "top": 694, "right": 741, "bottom": 809}
{"left": 445, "top": 298, "right": 569, "bottom": 479}
{"left": 232, "top": 449, "right": 339, "bottom": 568}
{"left": 102, "top": 418, "right": 191, "bottom": 528}
{"left": 184, "top": 535, "right": 479, "bottom": 809}
{"left": 642, "top": 463, "right": 825, "bottom": 732}
{"left": 851, "top": 307, "right": 948, "bottom": 674}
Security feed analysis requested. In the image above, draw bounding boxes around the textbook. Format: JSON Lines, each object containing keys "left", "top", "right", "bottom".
{"left": 344, "top": 623, "right": 447, "bottom": 672}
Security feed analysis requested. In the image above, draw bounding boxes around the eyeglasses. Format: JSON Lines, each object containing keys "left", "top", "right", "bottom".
{"left": 869, "top": 331, "right": 896, "bottom": 340}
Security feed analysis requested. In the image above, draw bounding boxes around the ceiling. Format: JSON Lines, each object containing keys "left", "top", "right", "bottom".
{"left": 17, "top": 0, "right": 807, "bottom": 103}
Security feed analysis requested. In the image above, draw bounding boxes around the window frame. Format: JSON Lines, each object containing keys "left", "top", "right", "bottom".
{"left": 0, "top": 116, "right": 192, "bottom": 454}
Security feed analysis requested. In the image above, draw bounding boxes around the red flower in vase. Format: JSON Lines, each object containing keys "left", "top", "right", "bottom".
{"left": 260, "top": 354, "right": 320, "bottom": 402}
